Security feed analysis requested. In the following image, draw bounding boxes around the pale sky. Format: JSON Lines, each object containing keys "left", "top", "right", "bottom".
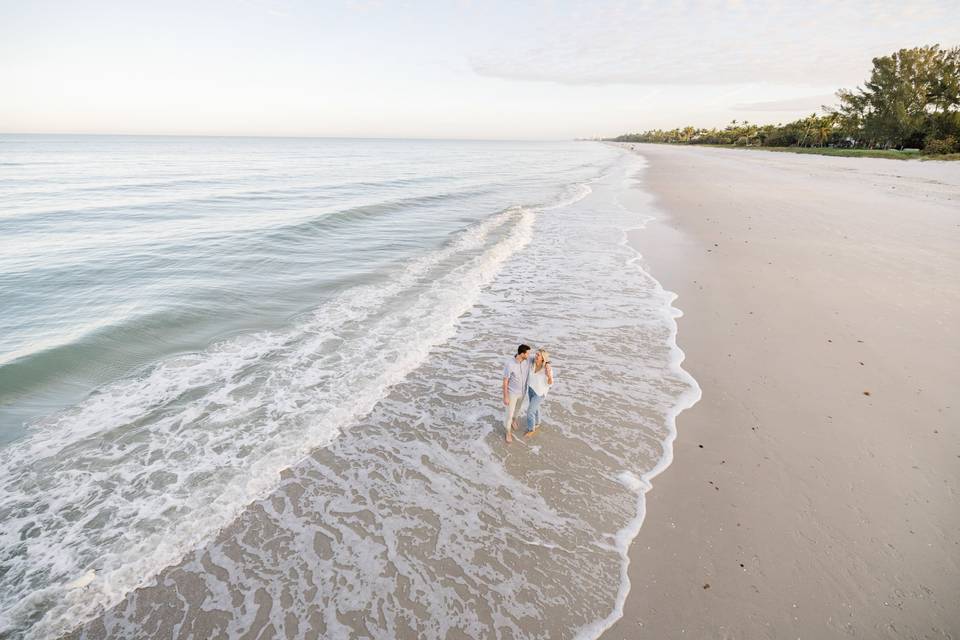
{"left": 1, "top": 0, "right": 957, "bottom": 139}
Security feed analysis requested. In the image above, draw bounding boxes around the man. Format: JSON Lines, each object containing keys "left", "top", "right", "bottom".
{"left": 502, "top": 344, "right": 532, "bottom": 443}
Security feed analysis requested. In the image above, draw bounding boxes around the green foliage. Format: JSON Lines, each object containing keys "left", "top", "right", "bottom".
{"left": 742, "top": 147, "right": 923, "bottom": 160}
{"left": 610, "top": 45, "right": 960, "bottom": 155}
{"left": 924, "top": 135, "right": 958, "bottom": 154}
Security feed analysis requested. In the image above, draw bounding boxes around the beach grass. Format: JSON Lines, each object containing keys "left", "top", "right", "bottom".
{"left": 709, "top": 145, "right": 928, "bottom": 160}
{"left": 921, "top": 152, "right": 960, "bottom": 161}
{"left": 700, "top": 145, "right": 960, "bottom": 161}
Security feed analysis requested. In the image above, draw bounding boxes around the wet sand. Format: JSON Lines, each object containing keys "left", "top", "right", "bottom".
{"left": 58, "top": 155, "right": 698, "bottom": 640}
{"left": 604, "top": 144, "right": 960, "bottom": 638}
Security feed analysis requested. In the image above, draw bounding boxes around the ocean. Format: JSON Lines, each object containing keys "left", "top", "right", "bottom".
{"left": 0, "top": 135, "right": 699, "bottom": 639}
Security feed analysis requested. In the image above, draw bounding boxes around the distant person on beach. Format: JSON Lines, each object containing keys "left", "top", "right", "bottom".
{"left": 524, "top": 349, "right": 553, "bottom": 438}
{"left": 502, "top": 344, "right": 531, "bottom": 443}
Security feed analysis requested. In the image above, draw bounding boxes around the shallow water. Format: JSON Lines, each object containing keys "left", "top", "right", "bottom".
{"left": 0, "top": 136, "right": 698, "bottom": 638}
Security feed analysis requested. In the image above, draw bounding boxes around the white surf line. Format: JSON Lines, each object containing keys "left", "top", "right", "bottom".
{"left": 12, "top": 206, "right": 542, "bottom": 640}
{"left": 575, "top": 148, "right": 702, "bottom": 640}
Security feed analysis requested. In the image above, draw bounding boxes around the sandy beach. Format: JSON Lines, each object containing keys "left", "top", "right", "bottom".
{"left": 5, "top": 1, "right": 959, "bottom": 637}
{"left": 603, "top": 144, "right": 960, "bottom": 639}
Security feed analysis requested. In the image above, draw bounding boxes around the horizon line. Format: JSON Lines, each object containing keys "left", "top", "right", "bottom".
{"left": 0, "top": 131, "right": 598, "bottom": 143}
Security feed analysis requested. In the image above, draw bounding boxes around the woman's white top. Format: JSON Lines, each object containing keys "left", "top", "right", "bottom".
{"left": 528, "top": 363, "right": 553, "bottom": 396}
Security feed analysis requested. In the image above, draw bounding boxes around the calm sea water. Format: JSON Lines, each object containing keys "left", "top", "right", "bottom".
{"left": 0, "top": 135, "right": 698, "bottom": 638}
{"left": 1, "top": 136, "right": 604, "bottom": 443}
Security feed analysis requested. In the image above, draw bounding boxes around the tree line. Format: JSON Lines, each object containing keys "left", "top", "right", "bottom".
{"left": 610, "top": 45, "right": 960, "bottom": 154}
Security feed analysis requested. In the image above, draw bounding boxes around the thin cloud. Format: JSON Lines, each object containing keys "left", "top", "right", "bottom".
{"left": 732, "top": 94, "right": 839, "bottom": 112}
{"left": 468, "top": 1, "right": 959, "bottom": 86}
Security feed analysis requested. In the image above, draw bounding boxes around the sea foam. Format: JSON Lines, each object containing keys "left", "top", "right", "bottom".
{"left": 1, "top": 143, "right": 699, "bottom": 640}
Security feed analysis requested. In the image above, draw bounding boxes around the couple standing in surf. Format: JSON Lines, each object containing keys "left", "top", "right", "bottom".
{"left": 502, "top": 344, "right": 554, "bottom": 443}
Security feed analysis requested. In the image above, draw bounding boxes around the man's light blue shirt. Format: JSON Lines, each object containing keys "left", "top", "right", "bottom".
{"left": 503, "top": 355, "right": 532, "bottom": 396}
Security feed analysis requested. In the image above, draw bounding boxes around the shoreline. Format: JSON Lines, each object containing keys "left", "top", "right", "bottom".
{"left": 602, "top": 143, "right": 960, "bottom": 638}
{"left": 582, "top": 206, "right": 704, "bottom": 640}
{"left": 50, "top": 147, "right": 700, "bottom": 640}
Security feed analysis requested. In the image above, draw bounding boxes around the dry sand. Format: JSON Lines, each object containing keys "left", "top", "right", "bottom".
{"left": 602, "top": 144, "right": 960, "bottom": 639}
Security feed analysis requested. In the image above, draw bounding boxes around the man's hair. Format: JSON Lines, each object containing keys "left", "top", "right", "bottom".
{"left": 517, "top": 344, "right": 531, "bottom": 356}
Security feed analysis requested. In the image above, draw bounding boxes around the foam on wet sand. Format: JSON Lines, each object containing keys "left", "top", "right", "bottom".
{"left": 8, "top": 150, "right": 701, "bottom": 639}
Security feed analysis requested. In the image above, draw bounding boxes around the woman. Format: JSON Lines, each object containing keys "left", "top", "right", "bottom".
{"left": 525, "top": 349, "right": 554, "bottom": 437}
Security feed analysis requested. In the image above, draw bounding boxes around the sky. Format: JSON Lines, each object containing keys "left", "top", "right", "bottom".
{"left": 1, "top": 0, "right": 957, "bottom": 139}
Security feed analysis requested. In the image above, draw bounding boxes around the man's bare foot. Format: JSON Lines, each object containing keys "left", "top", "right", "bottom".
{"left": 505, "top": 430, "right": 513, "bottom": 443}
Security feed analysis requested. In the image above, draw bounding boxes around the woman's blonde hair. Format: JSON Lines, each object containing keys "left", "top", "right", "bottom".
{"left": 536, "top": 348, "right": 551, "bottom": 368}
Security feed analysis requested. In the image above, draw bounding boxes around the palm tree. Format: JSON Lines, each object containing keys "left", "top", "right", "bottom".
{"left": 816, "top": 113, "right": 839, "bottom": 146}
{"left": 796, "top": 113, "right": 817, "bottom": 147}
